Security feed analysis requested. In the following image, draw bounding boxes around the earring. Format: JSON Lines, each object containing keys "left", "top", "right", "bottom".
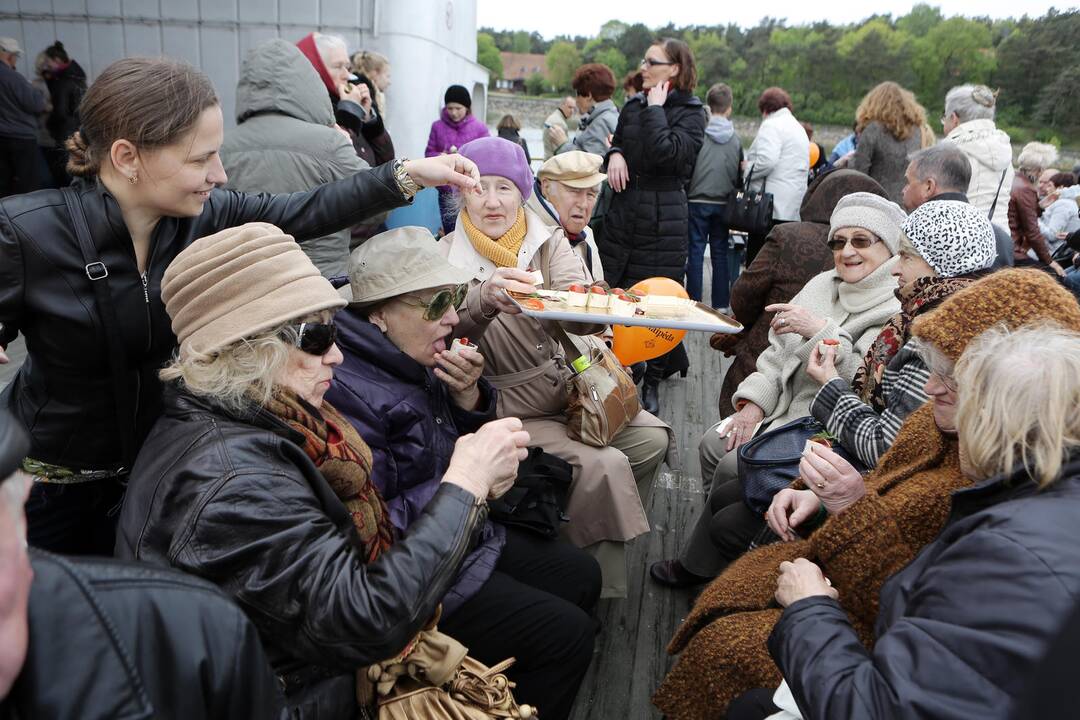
{"left": 128, "top": 174, "right": 138, "bottom": 185}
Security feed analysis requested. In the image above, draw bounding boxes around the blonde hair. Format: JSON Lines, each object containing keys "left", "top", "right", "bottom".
{"left": 955, "top": 324, "right": 1080, "bottom": 487}
{"left": 855, "top": 81, "right": 927, "bottom": 141}
{"left": 352, "top": 49, "right": 389, "bottom": 77}
{"left": 1017, "top": 141, "right": 1059, "bottom": 175}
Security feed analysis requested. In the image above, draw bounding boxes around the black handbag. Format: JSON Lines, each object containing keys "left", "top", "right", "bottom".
{"left": 737, "top": 416, "right": 867, "bottom": 515}
{"left": 487, "top": 447, "right": 572, "bottom": 539}
{"left": 723, "top": 163, "right": 774, "bottom": 237}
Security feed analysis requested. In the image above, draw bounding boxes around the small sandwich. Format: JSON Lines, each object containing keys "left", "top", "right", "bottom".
{"left": 450, "top": 337, "right": 478, "bottom": 355}
{"left": 645, "top": 294, "right": 688, "bottom": 318}
{"left": 566, "top": 283, "right": 588, "bottom": 308}
{"left": 818, "top": 338, "right": 841, "bottom": 356}
{"left": 586, "top": 285, "right": 610, "bottom": 310}
{"left": 802, "top": 432, "right": 835, "bottom": 457}
{"left": 609, "top": 293, "right": 639, "bottom": 317}
{"left": 526, "top": 269, "right": 544, "bottom": 287}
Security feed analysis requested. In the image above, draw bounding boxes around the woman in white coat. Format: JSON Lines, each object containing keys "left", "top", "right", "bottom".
{"left": 942, "top": 84, "right": 1015, "bottom": 228}
{"left": 744, "top": 87, "right": 810, "bottom": 262}
{"left": 651, "top": 192, "right": 906, "bottom": 587}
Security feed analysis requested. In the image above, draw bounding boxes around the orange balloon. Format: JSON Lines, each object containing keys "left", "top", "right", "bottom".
{"left": 611, "top": 278, "right": 689, "bottom": 365}
{"left": 809, "top": 142, "right": 821, "bottom": 167}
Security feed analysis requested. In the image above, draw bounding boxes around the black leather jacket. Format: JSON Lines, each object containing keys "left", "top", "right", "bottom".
{"left": 3, "top": 551, "right": 284, "bottom": 720}
{"left": 116, "top": 386, "right": 487, "bottom": 717}
{"left": 0, "top": 165, "right": 405, "bottom": 470}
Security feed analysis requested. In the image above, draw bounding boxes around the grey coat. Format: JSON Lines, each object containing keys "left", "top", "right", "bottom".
{"left": 557, "top": 99, "right": 619, "bottom": 156}
{"left": 221, "top": 39, "right": 368, "bottom": 277}
{"left": 851, "top": 121, "right": 923, "bottom": 205}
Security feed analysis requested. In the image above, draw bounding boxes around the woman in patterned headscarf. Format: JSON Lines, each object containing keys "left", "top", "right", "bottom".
{"left": 803, "top": 199, "right": 998, "bottom": 468}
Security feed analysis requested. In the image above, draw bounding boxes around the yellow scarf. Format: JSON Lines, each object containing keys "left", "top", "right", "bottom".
{"left": 461, "top": 208, "right": 528, "bottom": 268}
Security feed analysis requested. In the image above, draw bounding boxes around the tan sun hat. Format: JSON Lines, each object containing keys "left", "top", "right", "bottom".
{"left": 537, "top": 151, "right": 607, "bottom": 189}
{"left": 162, "top": 222, "right": 346, "bottom": 360}
{"left": 0, "top": 38, "right": 22, "bottom": 55}
{"left": 341, "top": 226, "right": 476, "bottom": 307}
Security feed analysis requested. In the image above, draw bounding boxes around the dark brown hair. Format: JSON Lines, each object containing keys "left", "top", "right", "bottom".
{"left": 758, "top": 87, "right": 792, "bottom": 115}
{"left": 1050, "top": 172, "right": 1076, "bottom": 188}
{"left": 705, "top": 83, "right": 733, "bottom": 114}
{"left": 799, "top": 120, "right": 814, "bottom": 140}
{"left": 622, "top": 70, "right": 643, "bottom": 94}
{"left": 572, "top": 63, "right": 616, "bottom": 102}
{"left": 66, "top": 57, "right": 219, "bottom": 177}
{"left": 654, "top": 38, "right": 697, "bottom": 93}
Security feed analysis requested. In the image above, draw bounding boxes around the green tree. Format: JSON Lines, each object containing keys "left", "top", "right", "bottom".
{"left": 1036, "top": 65, "right": 1080, "bottom": 132}
{"left": 617, "top": 23, "right": 654, "bottom": 68}
{"left": 599, "top": 20, "right": 628, "bottom": 42}
{"left": 476, "top": 32, "right": 503, "bottom": 80}
{"left": 525, "top": 72, "right": 548, "bottom": 96}
{"left": 510, "top": 30, "right": 531, "bottom": 53}
{"left": 546, "top": 41, "right": 582, "bottom": 92}
{"left": 912, "top": 18, "right": 995, "bottom": 104}
{"left": 594, "top": 47, "right": 628, "bottom": 80}
{"left": 897, "top": 4, "right": 943, "bottom": 37}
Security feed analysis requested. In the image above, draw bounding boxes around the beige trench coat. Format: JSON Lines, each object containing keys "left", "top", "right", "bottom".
{"left": 439, "top": 207, "right": 662, "bottom": 546}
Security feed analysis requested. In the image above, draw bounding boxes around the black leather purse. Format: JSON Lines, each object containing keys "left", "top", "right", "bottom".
{"left": 487, "top": 447, "right": 572, "bottom": 539}
{"left": 737, "top": 416, "right": 867, "bottom": 515}
{"left": 723, "top": 163, "right": 774, "bottom": 237}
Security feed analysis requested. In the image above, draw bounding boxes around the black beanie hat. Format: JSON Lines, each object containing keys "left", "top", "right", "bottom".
{"left": 444, "top": 84, "right": 472, "bottom": 109}
{"left": 0, "top": 410, "right": 28, "bottom": 480}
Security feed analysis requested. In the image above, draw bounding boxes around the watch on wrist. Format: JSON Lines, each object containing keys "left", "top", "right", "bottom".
{"left": 392, "top": 158, "right": 421, "bottom": 200}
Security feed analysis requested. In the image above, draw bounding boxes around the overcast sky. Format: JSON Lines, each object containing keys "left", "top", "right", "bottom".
{"left": 478, "top": 1, "right": 1066, "bottom": 38}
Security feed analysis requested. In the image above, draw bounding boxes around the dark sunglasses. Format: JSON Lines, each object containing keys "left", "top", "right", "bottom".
{"left": 288, "top": 322, "right": 337, "bottom": 356}
{"left": 827, "top": 235, "right": 881, "bottom": 252}
{"left": 641, "top": 57, "right": 675, "bottom": 68}
{"left": 399, "top": 284, "right": 468, "bottom": 321}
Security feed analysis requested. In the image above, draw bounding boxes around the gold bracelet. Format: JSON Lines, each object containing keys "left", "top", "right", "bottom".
{"left": 392, "top": 158, "right": 420, "bottom": 200}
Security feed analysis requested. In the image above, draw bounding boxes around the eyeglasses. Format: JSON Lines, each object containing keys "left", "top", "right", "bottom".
{"left": 929, "top": 368, "right": 958, "bottom": 393}
{"left": 398, "top": 284, "right": 468, "bottom": 321}
{"left": 641, "top": 57, "right": 675, "bottom": 68}
{"left": 826, "top": 235, "right": 881, "bottom": 252}
{"left": 288, "top": 322, "right": 338, "bottom": 356}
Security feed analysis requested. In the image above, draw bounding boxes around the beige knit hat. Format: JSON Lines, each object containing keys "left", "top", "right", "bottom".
{"left": 828, "top": 191, "right": 907, "bottom": 254}
{"left": 162, "top": 222, "right": 346, "bottom": 360}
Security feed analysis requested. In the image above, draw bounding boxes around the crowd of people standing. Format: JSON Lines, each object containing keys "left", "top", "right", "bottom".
{"left": 1, "top": 25, "right": 1080, "bottom": 720}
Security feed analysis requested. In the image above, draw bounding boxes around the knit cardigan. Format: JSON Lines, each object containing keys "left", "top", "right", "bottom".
{"left": 731, "top": 258, "right": 901, "bottom": 422}
{"left": 653, "top": 404, "right": 969, "bottom": 720}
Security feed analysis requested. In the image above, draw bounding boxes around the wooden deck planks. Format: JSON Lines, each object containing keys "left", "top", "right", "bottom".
{"left": 569, "top": 265, "right": 731, "bottom": 719}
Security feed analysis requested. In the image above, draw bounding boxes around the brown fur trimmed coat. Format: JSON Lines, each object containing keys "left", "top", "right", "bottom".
{"left": 653, "top": 404, "right": 968, "bottom": 719}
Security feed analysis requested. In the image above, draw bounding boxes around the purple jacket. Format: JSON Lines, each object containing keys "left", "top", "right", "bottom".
{"left": 325, "top": 309, "right": 504, "bottom": 615}
{"left": 424, "top": 109, "right": 490, "bottom": 158}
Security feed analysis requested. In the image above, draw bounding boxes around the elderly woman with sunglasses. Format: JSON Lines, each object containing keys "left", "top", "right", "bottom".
{"left": 117, "top": 223, "right": 533, "bottom": 719}
{"left": 324, "top": 227, "right": 601, "bottom": 720}
{"left": 652, "top": 192, "right": 905, "bottom": 588}
{"left": 441, "top": 136, "right": 672, "bottom": 600}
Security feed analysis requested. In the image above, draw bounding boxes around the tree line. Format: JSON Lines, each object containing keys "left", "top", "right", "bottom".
{"left": 478, "top": 6, "right": 1080, "bottom": 146}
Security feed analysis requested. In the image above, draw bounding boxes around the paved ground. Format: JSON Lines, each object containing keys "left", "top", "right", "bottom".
{"left": 0, "top": 336, "right": 25, "bottom": 391}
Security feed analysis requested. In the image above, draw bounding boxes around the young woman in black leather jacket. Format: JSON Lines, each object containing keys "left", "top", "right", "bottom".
{"left": 0, "top": 56, "right": 479, "bottom": 555}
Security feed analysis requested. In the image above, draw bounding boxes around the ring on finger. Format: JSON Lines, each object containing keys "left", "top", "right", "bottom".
{"left": 815, "top": 481, "right": 826, "bottom": 489}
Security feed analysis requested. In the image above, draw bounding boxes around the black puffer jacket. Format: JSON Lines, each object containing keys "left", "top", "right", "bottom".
{"left": 0, "top": 166, "right": 405, "bottom": 470}
{"left": 769, "top": 455, "right": 1080, "bottom": 719}
{"left": 7, "top": 551, "right": 283, "bottom": 719}
{"left": 43, "top": 59, "right": 86, "bottom": 147}
{"left": 116, "top": 386, "right": 487, "bottom": 718}
{"left": 601, "top": 90, "right": 706, "bottom": 287}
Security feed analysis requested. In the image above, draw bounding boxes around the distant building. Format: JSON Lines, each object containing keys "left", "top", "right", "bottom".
{"left": 0, "top": 0, "right": 489, "bottom": 158}
{"left": 496, "top": 52, "right": 549, "bottom": 93}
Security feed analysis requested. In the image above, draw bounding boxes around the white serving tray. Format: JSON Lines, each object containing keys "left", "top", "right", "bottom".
{"left": 510, "top": 292, "right": 743, "bottom": 334}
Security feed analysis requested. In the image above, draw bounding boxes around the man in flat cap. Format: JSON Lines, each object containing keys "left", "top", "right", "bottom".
{"left": 527, "top": 150, "right": 607, "bottom": 282}
{"left": 0, "top": 37, "right": 47, "bottom": 196}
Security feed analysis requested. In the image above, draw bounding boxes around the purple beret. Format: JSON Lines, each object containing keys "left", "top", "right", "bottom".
{"left": 458, "top": 136, "right": 534, "bottom": 201}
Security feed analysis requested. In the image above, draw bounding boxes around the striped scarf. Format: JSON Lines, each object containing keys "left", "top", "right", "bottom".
{"left": 461, "top": 208, "right": 528, "bottom": 268}
{"left": 266, "top": 388, "right": 394, "bottom": 563}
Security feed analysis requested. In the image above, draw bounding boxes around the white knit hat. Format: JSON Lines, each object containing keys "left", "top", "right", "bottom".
{"left": 902, "top": 200, "right": 996, "bottom": 277}
{"left": 828, "top": 192, "right": 907, "bottom": 255}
